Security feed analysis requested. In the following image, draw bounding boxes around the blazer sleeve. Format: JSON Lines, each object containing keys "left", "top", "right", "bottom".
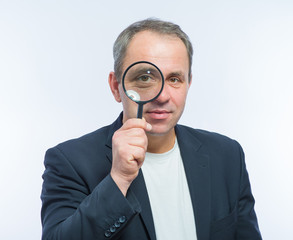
{"left": 41, "top": 146, "right": 141, "bottom": 240}
{"left": 236, "top": 142, "right": 262, "bottom": 239}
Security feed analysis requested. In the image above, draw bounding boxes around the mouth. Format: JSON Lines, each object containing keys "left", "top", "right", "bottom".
{"left": 145, "top": 109, "right": 171, "bottom": 120}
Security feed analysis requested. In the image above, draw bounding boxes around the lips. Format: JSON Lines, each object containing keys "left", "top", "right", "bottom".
{"left": 146, "top": 109, "right": 171, "bottom": 120}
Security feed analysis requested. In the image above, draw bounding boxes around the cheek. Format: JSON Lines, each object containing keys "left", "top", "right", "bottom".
{"left": 118, "top": 85, "right": 139, "bottom": 119}
{"left": 173, "top": 89, "right": 189, "bottom": 108}
{"left": 121, "top": 95, "right": 134, "bottom": 108}
{"left": 121, "top": 95, "right": 139, "bottom": 117}
{"left": 119, "top": 86, "right": 131, "bottom": 108}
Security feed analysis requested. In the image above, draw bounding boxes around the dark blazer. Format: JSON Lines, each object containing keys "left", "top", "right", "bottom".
{"left": 41, "top": 114, "right": 262, "bottom": 240}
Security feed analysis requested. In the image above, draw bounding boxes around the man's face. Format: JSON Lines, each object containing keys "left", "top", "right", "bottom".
{"left": 116, "top": 31, "right": 191, "bottom": 136}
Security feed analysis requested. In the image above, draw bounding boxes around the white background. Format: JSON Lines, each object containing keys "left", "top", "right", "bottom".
{"left": 0, "top": 0, "right": 292, "bottom": 239}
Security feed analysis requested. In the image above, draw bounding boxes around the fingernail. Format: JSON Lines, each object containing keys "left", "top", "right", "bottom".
{"left": 146, "top": 123, "right": 152, "bottom": 131}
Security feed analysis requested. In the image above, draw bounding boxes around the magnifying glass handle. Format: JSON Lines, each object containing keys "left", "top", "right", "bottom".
{"left": 137, "top": 103, "right": 143, "bottom": 119}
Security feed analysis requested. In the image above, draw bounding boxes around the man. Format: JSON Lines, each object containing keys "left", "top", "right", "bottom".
{"left": 41, "top": 19, "right": 262, "bottom": 240}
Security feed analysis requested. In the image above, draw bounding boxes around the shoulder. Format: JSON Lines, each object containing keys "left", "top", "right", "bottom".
{"left": 50, "top": 113, "right": 123, "bottom": 157}
{"left": 44, "top": 124, "right": 112, "bottom": 170}
{"left": 176, "top": 124, "right": 239, "bottom": 146}
{"left": 176, "top": 124, "right": 243, "bottom": 161}
{"left": 55, "top": 125, "right": 111, "bottom": 153}
{"left": 43, "top": 124, "right": 115, "bottom": 188}
{"left": 176, "top": 125, "right": 246, "bottom": 181}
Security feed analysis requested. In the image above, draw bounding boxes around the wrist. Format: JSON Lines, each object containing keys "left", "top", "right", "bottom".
{"left": 110, "top": 171, "right": 133, "bottom": 196}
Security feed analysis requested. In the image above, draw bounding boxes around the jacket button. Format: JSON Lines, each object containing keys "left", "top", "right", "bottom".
{"left": 114, "top": 221, "right": 121, "bottom": 228}
{"left": 119, "top": 216, "right": 126, "bottom": 223}
{"left": 104, "top": 230, "right": 111, "bottom": 238}
{"left": 110, "top": 225, "right": 116, "bottom": 233}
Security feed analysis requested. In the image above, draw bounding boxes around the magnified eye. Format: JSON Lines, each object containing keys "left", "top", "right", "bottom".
{"left": 122, "top": 61, "right": 164, "bottom": 107}
{"left": 137, "top": 75, "right": 152, "bottom": 82}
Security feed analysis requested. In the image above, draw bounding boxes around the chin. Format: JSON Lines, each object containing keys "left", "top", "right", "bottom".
{"left": 147, "top": 131, "right": 165, "bottom": 137}
{"left": 147, "top": 124, "right": 174, "bottom": 137}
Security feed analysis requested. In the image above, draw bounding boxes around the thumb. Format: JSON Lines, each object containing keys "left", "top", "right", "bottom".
{"left": 142, "top": 117, "right": 152, "bottom": 131}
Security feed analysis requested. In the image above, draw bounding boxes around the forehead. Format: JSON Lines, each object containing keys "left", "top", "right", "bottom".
{"left": 123, "top": 31, "right": 189, "bottom": 74}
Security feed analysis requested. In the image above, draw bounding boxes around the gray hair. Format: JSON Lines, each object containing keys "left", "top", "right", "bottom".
{"left": 113, "top": 18, "right": 193, "bottom": 82}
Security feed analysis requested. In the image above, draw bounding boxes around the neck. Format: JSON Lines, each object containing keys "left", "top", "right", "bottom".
{"left": 146, "top": 128, "right": 176, "bottom": 154}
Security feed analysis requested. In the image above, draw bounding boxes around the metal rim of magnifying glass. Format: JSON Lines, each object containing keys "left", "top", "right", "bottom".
{"left": 122, "top": 61, "right": 165, "bottom": 104}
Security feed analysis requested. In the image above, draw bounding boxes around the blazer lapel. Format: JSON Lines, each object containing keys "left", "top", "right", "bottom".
{"left": 105, "top": 114, "right": 156, "bottom": 240}
{"left": 105, "top": 113, "right": 123, "bottom": 161}
{"left": 176, "top": 125, "right": 211, "bottom": 240}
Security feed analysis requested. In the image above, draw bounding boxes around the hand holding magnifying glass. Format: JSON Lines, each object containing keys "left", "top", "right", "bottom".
{"left": 122, "top": 61, "right": 164, "bottom": 118}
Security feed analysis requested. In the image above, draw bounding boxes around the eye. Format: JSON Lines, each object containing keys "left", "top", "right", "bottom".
{"left": 137, "top": 75, "right": 152, "bottom": 82}
{"left": 168, "top": 77, "right": 183, "bottom": 86}
{"left": 169, "top": 77, "right": 179, "bottom": 83}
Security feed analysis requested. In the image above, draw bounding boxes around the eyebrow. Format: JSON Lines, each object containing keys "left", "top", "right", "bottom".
{"left": 127, "top": 67, "right": 161, "bottom": 80}
{"left": 165, "top": 71, "right": 186, "bottom": 80}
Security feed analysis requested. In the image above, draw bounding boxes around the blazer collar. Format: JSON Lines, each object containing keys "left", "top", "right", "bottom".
{"left": 105, "top": 112, "right": 123, "bottom": 150}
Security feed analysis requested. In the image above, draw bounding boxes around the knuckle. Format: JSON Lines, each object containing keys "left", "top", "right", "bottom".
{"left": 125, "top": 118, "right": 146, "bottom": 129}
{"left": 136, "top": 128, "right": 145, "bottom": 135}
{"left": 112, "top": 130, "right": 121, "bottom": 141}
{"left": 139, "top": 147, "right": 146, "bottom": 157}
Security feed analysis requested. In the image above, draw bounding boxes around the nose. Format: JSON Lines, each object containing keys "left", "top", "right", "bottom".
{"left": 154, "top": 84, "right": 170, "bottom": 104}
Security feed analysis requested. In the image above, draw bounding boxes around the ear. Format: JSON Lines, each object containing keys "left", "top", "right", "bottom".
{"left": 108, "top": 71, "right": 121, "bottom": 102}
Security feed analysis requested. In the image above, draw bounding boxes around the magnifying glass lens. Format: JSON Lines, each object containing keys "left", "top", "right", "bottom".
{"left": 123, "top": 62, "right": 163, "bottom": 102}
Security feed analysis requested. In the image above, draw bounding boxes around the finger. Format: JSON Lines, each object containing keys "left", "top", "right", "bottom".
{"left": 115, "top": 134, "right": 147, "bottom": 153}
{"left": 112, "top": 135, "right": 147, "bottom": 160}
{"left": 128, "top": 137, "right": 148, "bottom": 151}
{"left": 122, "top": 118, "right": 152, "bottom": 132}
{"left": 122, "top": 127, "right": 148, "bottom": 139}
{"left": 129, "top": 146, "right": 146, "bottom": 167}
{"left": 142, "top": 117, "right": 152, "bottom": 132}
{"left": 113, "top": 128, "right": 148, "bottom": 148}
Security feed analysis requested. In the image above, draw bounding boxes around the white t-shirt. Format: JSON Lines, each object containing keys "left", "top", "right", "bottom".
{"left": 141, "top": 138, "right": 197, "bottom": 240}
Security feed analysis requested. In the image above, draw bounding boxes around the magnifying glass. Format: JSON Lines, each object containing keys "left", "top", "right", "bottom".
{"left": 122, "top": 61, "right": 164, "bottom": 118}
